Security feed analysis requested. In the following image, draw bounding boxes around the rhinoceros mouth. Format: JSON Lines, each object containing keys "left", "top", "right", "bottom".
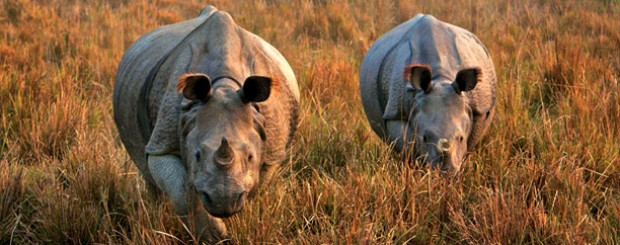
{"left": 200, "top": 191, "right": 245, "bottom": 218}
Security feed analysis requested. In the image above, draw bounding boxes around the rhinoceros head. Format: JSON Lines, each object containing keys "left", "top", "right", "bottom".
{"left": 177, "top": 73, "right": 273, "bottom": 218}
{"left": 405, "top": 65, "right": 481, "bottom": 173}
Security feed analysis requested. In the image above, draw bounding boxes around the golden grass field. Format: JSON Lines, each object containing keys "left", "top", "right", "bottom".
{"left": 1, "top": 0, "right": 619, "bottom": 243}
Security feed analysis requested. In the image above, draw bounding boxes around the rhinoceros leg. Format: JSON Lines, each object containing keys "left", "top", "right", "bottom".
{"left": 147, "top": 155, "right": 190, "bottom": 214}
{"left": 386, "top": 120, "right": 414, "bottom": 154}
{"left": 147, "top": 154, "right": 227, "bottom": 241}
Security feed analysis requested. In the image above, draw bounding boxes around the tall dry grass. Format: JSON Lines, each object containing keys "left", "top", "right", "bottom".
{"left": 1, "top": 0, "right": 619, "bottom": 243}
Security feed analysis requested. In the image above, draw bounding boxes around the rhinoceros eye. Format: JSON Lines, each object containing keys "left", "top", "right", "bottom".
{"left": 248, "top": 153, "right": 254, "bottom": 162}
{"left": 458, "top": 136, "right": 464, "bottom": 143}
{"left": 195, "top": 151, "right": 201, "bottom": 161}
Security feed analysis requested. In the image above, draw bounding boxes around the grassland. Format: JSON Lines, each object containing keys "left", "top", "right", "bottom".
{"left": 1, "top": 0, "right": 619, "bottom": 244}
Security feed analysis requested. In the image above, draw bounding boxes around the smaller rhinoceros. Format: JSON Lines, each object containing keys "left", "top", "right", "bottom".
{"left": 113, "top": 6, "right": 299, "bottom": 241}
{"left": 359, "top": 14, "right": 496, "bottom": 172}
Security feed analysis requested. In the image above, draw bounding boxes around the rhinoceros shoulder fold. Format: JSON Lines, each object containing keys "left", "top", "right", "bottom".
{"left": 450, "top": 26, "right": 496, "bottom": 115}
{"left": 359, "top": 14, "right": 428, "bottom": 138}
{"left": 141, "top": 8, "right": 234, "bottom": 157}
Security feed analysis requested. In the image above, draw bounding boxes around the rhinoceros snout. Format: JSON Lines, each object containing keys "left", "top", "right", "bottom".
{"left": 200, "top": 191, "right": 247, "bottom": 218}
{"left": 437, "top": 152, "right": 461, "bottom": 173}
{"left": 425, "top": 138, "right": 461, "bottom": 173}
{"left": 436, "top": 138, "right": 451, "bottom": 153}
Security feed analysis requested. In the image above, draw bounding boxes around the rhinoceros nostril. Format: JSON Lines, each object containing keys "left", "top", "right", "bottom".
{"left": 234, "top": 192, "right": 247, "bottom": 211}
{"left": 201, "top": 192, "right": 213, "bottom": 208}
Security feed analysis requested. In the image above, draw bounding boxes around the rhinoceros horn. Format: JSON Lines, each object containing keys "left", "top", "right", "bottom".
{"left": 215, "top": 137, "right": 234, "bottom": 168}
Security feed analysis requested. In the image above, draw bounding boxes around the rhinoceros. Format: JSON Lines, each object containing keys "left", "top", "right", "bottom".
{"left": 113, "top": 6, "right": 299, "bottom": 241}
{"left": 359, "top": 14, "right": 496, "bottom": 172}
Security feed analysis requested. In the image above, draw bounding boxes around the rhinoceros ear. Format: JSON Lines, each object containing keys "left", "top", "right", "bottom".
{"left": 453, "top": 67, "right": 481, "bottom": 94}
{"left": 405, "top": 64, "right": 433, "bottom": 93}
{"left": 177, "top": 73, "right": 212, "bottom": 102}
{"left": 239, "top": 76, "right": 276, "bottom": 103}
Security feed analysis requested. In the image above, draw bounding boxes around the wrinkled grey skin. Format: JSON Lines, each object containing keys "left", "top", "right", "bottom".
{"left": 113, "top": 6, "right": 299, "bottom": 241}
{"left": 360, "top": 14, "right": 496, "bottom": 172}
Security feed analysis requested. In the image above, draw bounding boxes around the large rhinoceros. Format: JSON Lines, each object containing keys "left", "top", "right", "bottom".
{"left": 113, "top": 6, "right": 299, "bottom": 241}
{"left": 360, "top": 14, "right": 496, "bottom": 172}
